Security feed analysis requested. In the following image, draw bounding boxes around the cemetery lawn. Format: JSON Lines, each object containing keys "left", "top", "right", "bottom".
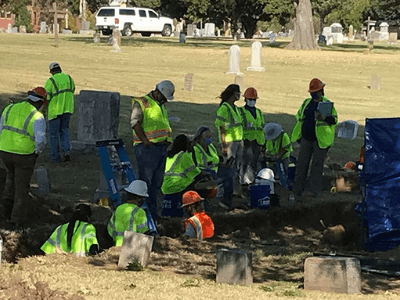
{"left": 0, "top": 34, "right": 400, "bottom": 299}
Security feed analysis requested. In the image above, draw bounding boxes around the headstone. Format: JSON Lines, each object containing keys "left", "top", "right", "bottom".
{"left": 6, "top": 24, "right": 12, "bottom": 33}
{"left": 247, "top": 42, "right": 265, "bottom": 72}
{"left": 0, "top": 28, "right": 4, "bottom": 34}
{"left": 199, "top": 29, "right": 205, "bottom": 37}
{"left": 337, "top": 120, "right": 359, "bottom": 140}
{"left": 80, "top": 20, "right": 90, "bottom": 34}
{"left": 234, "top": 75, "right": 244, "bottom": 92}
{"left": 217, "top": 29, "right": 220, "bottom": 37}
{"left": 269, "top": 32, "right": 276, "bottom": 44}
{"left": 110, "top": 29, "right": 122, "bottom": 52}
{"left": 36, "top": 167, "right": 51, "bottom": 193}
{"left": 70, "top": 90, "right": 120, "bottom": 153}
{"left": 19, "top": 26, "right": 26, "bottom": 34}
{"left": 318, "top": 34, "right": 326, "bottom": 45}
{"left": 326, "top": 35, "right": 333, "bottom": 46}
{"left": 118, "top": 231, "right": 154, "bottom": 269}
{"left": 62, "top": 29, "right": 72, "bottom": 34}
{"left": 370, "top": 74, "right": 381, "bottom": 90}
{"left": 40, "top": 22, "right": 46, "bottom": 33}
{"left": 388, "top": 32, "right": 398, "bottom": 44}
{"left": 11, "top": 27, "right": 18, "bottom": 34}
{"left": 204, "top": 23, "right": 215, "bottom": 37}
{"left": 179, "top": 31, "right": 186, "bottom": 43}
{"left": 184, "top": 73, "right": 194, "bottom": 92}
{"left": 322, "top": 27, "right": 331, "bottom": 38}
{"left": 93, "top": 32, "right": 100, "bottom": 44}
{"left": 216, "top": 248, "right": 252, "bottom": 285}
{"left": 304, "top": 256, "right": 361, "bottom": 294}
{"left": 348, "top": 25, "right": 354, "bottom": 40}
{"left": 226, "top": 45, "right": 242, "bottom": 75}
{"left": 187, "top": 24, "right": 195, "bottom": 36}
{"left": 336, "top": 33, "right": 343, "bottom": 44}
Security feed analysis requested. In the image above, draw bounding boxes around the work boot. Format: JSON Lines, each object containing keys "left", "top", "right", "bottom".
{"left": 64, "top": 154, "right": 71, "bottom": 162}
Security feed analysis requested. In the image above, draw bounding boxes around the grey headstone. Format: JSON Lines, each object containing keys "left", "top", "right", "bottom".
{"left": 36, "top": 167, "right": 51, "bottom": 193}
{"left": 318, "top": 34, "right": 326, "bottom": 44}
{"left": 304, "top": 256, "right": 361, "bottom": 294}
{"left": 269, "top": 33, "right": 276, "bottom": 44}
{"left": 179, "top": 31, "right": 186, "bottom": 43}
{"left": 62, "top": 29, "right": 72, "bottom": 34}
{"left": 370, "top": 74, "right": 381, "bottom": 90}
{"left": 216, "top": 248, "right": 252, "bottom": 285}
{"left": 247, "top": 42, "right": 265, "bottom": 72}
{"left": 93, "top": 32, "right": 100, "bottom": 44}
{"left": 81, "top": 21, "right": 90, "bottom": 31}
{"left": 204, "top": 23, "right": 215, "bottom": 37}
{"left": 118, "top": 231, "right": 154, "bottom": 269}
{"left": 19, "top": 25, "right": 26, "bottom": 34}
{"left": 40, "top": 22, "right": 47, "bottom": 34}
{"left": 226, "top": 45, "right": 242, "bottom": 75}
{"left": 110, "top": 29, "right": 122, "bottom": 52}
{"left": 184, "top": 73, "right": 194, "bottom": 91}
{"left": 70, "top": 90, "right": 120, "bottom": 153}
{"left": 11, "top": 27, "right": 18, "bottom": 34}
{"left": 187, "top": 24, "right": 195, "bottom": 36}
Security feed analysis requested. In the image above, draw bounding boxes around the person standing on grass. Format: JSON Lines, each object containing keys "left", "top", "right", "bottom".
{"left": 131, "top": 80, "right": 175, "bottom": 221}
{"left": 0, "top": 87, "right": 47, "bottom": 226}
{"left": 44, "top": 62, "right": 75, "bottom": 163}
{"left": 291, "top": 78, "right": 337, "bottom": 200}
{"left": 214, "top": 84, "right": 243, "bottom": 210}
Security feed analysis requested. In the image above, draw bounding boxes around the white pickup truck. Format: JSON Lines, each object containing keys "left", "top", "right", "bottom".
{"left": 95, "top": 6, "right": 174, "bottom": 37}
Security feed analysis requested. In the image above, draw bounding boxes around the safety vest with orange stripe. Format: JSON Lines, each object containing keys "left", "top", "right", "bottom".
{"left": 185, "top": 212, "right": 214, "bottom": 240}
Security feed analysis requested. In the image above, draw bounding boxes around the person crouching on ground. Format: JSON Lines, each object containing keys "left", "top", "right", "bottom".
{"left": 107, "top": 180, "right": 149, "bottom": 246}
{"left": 41, "top": 204, "right": 100, "bottom": 256}
{"left": 181, "top": 191, "right": 214, "bottom": 241}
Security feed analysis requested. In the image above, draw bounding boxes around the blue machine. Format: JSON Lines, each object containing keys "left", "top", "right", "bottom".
{"left": 96, "top": 139, "right": 158, "bottom": 235}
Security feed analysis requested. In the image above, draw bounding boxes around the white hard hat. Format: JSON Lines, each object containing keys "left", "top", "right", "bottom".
{"left": 264, "top": 122, "right": 283, "bottom": 140}
{"left": 156, "top": 80, "right": 175, "bottom": 101}
{"left": 124, "top": 180, "right": 149, "bottom": 197}
{"left": 257, "top": 168, "right": 275, "bottom": 182}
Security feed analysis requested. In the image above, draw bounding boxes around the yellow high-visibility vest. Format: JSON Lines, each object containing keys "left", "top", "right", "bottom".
{"left": 215, "top": 102, "right": 243, "bottom": 143}
{"left": 44, "top": 73, "right": 75, "bottom": 120}
{"left": 238, "top": 106, "right": 265, "bottom": 145}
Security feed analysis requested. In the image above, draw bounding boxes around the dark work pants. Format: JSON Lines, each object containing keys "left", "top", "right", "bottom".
{"left": 1, "top": 151, "right": 37, "bottom": 224}
{"left": 293, "top": 138, "right": 328, "bottom": 195}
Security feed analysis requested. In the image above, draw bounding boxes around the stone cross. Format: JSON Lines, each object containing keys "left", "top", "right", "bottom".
{"left": 226, "top": 45, "right": 242, "bottom": 75}
{"left": 247, "top": 42, "right": 265, "bottom": 72}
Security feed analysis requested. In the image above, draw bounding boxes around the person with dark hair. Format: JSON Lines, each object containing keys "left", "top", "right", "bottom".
{"left": 214, "top": 84, "right": 243, "bottom": 209}
{"left": 41, "top": 204, "right": 100, "bottom": 256}
{"left": 0, "top": 87, "right": 47, "bottom": 226}
{"left": 44, "top": 62, "right": 75, "bottom": 163}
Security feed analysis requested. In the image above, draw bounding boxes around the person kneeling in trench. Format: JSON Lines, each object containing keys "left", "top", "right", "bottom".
{"left": 41, "top": 204, "right": 100, "bottom": 256}
{"left": 181, "top": 191, "right": 214, "bottom": 241}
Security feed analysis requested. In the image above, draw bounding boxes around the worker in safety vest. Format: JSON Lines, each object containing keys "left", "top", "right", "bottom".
{"left": 238, "top": 87, "right": 265, "bottom": 198}
{"left": 44, "top": 62, "right": 75, "bottom": 163}
{"left": 131, "top": 80, "right": 174, "bottom": 221}
{"left": 291, "top": 78, "right": 338, "bottom": 200}
{"left": 214, "top": 84, "right": 243, "bottom": 210}
{"left": 107, "top": 180, "right": 149, "bottom": 246}
{"left": 0, "top": 87, "right": 47, "bottom": 226}
{"left": 41, "top": 204, "right": 100, "bottom": 256}
{"left": 182, "top": 191, "right": 214, "bottom": 241}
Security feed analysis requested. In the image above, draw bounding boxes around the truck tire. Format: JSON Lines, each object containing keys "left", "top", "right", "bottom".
{"left": 161, "top": 24, "right": 172, "bottom": 36}
{"left": 123, "top": 24, "right": 133, "bottom": 37}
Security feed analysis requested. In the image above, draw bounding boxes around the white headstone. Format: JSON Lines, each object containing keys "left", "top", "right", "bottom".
{"left": 6, "top": 23, "right": 12, "bottom": 33}
{"left": 380, "top": 22, "right": 389, "bottom": 33}
{"left": 187, "top": 24, "right": 195, "bottom": 36}
{"left": 40, "top": 22, "right": 46, "bottom": 34}
{"left": 247, "top": 42, "right": 265, "bottom": 72}
{"left": 118, "top": 231, "right": 154, "bottom": 269}
{"left": 204, "top": 23, "right": 215, "bottom": 37}
{"left": 388, "top": 32, "right": 398, "bottom": 44}
{"left": 19, "top": 25, "right": 26, "bottom": 34}
{"left": 322, "top": 27, "right": 331, "bottom": 38}
{"left": 336, "top": 33, "right": 343, "bottom": 44}
{"left": 326, "top": 35, "right": 333, "bottom": 46}
{"left": 226, "top": 45, "right": 242, "bottom": 75}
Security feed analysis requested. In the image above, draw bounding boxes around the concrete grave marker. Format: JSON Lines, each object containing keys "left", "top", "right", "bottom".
{"left": 80, "top": 20, "right": 90, "bottom": 34}
{"left": 11, "top": 27, "right": 18, "bottom": 33}
{"left": 247, "top": 42, "right": 265, "bottom": 72}
{"left": 36, "top": 167, "right": 51, "bottom": 193}
{"left": 118, "top": 231, "right": 154, "bottom": 269}
{"left": 187, "top": 24, "right": 195, "bottom": 36}
{"left": 388, "top": 32, "right": 398, "bottom": 44}
{"left": 216, "top": 248, "right": 253, "bottom": 285}
{"left": 110, "top": 29, "right": 122, "bottom": 52}
{"left": 184, "top": 73, "right": 194, "bottom": 91}
{"left": 19, "top": 26, "right": 26, "bottom": 33}
{"left": 370, "top": 74, "right": 381, "bottom": 90}
{"left": 71, "top": 90, "right": 120, "bottom": 153}
{"left": 336, "top": 33, "right": 343, "bottom": 44}
{"left": 326, "top": 35, "right": 333, "bottom": 46}
{"left": 304, "top": 256, "right": 361, "bottom": 294}
{"left": 40, "top": 22, "right": 47, "bottom": 33}
{"left": 204, "top": 23, "right": 215, "bottom": 37}
{"left": 93, "top": 32, "right": 100, "bottom": 44}
{"left": 6, "top": 24, "right": 12, "bottom": 33}
{"left": 269, "top": 32, "right": 276, "bottom": 44}
{"left": 226, "top": 45, "right": 242, "bottom": 75}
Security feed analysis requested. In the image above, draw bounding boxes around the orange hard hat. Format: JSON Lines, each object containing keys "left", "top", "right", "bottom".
{"left": 28, "top": 87, "right": 47, "bottom": 101}
{"left": 206, "top": 186, "right": 218, "bottom": 199}
{"left": 243, "top": 87, "right": 258, "bottom": 99}
{"left": 181, "top": 190, "right": 203, "bottom": 207}
{"left": 308, "top": 78, "right": 325, "bottom": 93}
{"left": 344, "top": 161, "right": 356, "bottom": 170}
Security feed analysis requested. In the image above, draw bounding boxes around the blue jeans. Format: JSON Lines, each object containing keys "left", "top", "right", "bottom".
{"left": 48, "top": 113, "right": 71, "bottom": 162}
{"left": 133, "top": 143, "right": 168, "bottom": 221}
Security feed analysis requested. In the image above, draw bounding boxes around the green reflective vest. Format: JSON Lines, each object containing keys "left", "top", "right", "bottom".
{"left": 265, "top": 131, "right": 293, "bottom": 160}
{"left": 0, "top": 101, "right": 43, "bottom": 154}
{"left": 107, "top": 203, "right": 149, "bottom": 247}
{"left": 44, "top": 73, "right": 75, "bottom": 120}
{"left": 215, "top": 102, "right": 243, "bottom": 143}
{"left": 161, "top": 151, "right": 201, "bottom": 195}
{"left": 40, "top": 221, "right": 99, "bottom": 257}
{"left": 132, "top": 96, "right": 172, "bottom": 145}
{"left": 291, "top": 97, "right": 338, "bottom": 149}
{"left": 193, "top": 143, "right": 219, "bottom": 173}
{"left": 238, "top": 106, "right": 265, "bottom": 145}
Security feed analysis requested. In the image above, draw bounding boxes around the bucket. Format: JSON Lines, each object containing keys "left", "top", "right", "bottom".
{"left": 161, "top": 193, "right": 183, "bottom": 217}
{"left": 249, "top": 185, "right": 270, "bottom": 209}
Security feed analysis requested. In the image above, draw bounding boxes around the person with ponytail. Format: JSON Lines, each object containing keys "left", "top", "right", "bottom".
{"left": 41, "top": 204, "right": 100, "bottom": 256}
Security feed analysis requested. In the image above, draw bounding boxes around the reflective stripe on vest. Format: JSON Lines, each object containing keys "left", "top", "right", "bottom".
{"left": 109, "top": 206, "right": 140, "bottom": 237}
{"left": 189, "top": 215, "right": 203, "bottom": 241}
{"left": 45, "top": 223, "right": 89, "bottom": 256}
{"left": 194, "top": 144, "right": 219, "bottom": 171}
{"left": 165, "top": 152, "right": 197, "bottom": 178}
{"left": 48, "top": 75, "right": 74, "bottom": 100}
{"left": 3, "top": 108, "right": 36, "bottom": 141}
{"left": 222, "top": 102, "right": 242, "bottom": 128}
{"left": 239, "top": 107, "right": 265, "bottom": 144}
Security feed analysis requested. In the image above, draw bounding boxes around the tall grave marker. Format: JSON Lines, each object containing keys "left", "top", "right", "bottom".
{"left": 226, "top": 45, "right": 242, "bottom": 75}
{"left": 247, "top": 42, "right": 265, "bottom": 72}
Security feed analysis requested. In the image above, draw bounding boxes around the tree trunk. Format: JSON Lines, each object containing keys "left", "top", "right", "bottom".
{"left": 286, "top": 0, "right": 319, "bottom": 50}
{"left": 241, "top": 16, "right": 258, "bottom": 39}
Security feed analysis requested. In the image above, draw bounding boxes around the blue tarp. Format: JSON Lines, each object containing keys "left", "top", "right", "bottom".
{"left": 364, "top": 117, "right": 400, "bottom": 251}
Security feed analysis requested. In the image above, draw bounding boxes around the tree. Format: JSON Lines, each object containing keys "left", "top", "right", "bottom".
{"left": 286, "top": 0, "right": 319, "bottom": 50}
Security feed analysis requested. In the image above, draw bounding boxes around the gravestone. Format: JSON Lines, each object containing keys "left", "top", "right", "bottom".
{"left": 36, "top": 168, "right": 51, "bottom": 193}
{"left": 336, "top": 33, "right": 343, "bottom": 44}
{"left": 269, "top": 33, "right": 276, "bottom": 44}
{"left": 326, "top": 35, "right": 333, "bottom": 46}
{"left": 118, "top": 231, "right": 154, "bottom": 269}
{"left": 204, "top": 23, "right": 215, "bottom": 37}
{"left": 322, "top": 27, "right": 331, "bottom": 38}
{"left": 6, "top": 24, "right": 12, "bottom": 33}
{"left": 0, "top": 28, "right": 4, "bottom": 34}
{"left": 226, "top": 45, "right": 242, "bottom": 75}
{"left": 110, "top": 29, "right": 122, "bottom": 52}
{"left": 19, "top": 26, "right": 26, "bottom": 34}
{"left": 62, "top": 29, "right": 72, "bottom": 34}
{"left": 70, "top": 90, "right": 120, "bottom": 153}
{"left": 337, "top": 120, "right": 359, "bottom": 140}
{"left": 247, "top": 42, "right": 265, "bottom": 72}
{"left": 187, "top": 24, "right": 195, "bottom": 36}
{"left": 304, "top": 256, "right": 361, "bottom": 294}
{"left": 184, "top": 73, "right": 194, "bottom": 92}
{"left": 234, "top": 75, "right": 244, "bottom": 92}
{"left": 318, "top": 34, "right": 326, "bottom": 45}
{"left": 348, "top": 25, "right": 354, "bottom": 40}
{"left": 80, "top": 20, "right": 90, "bottom": 34}
{"left": 216, "top": 248, "right": 253, "bottom": 285}
{"left": 93, "top": 32, "right": 100, "bottom": 44}
{"left": 370, "top": 74, "right": 381, "bottom": 90}
{"left": 179, "top": 31, "right": 186, "bottom": 43}
{"left": 388, "top": 32, "right": 398, "bottom": 44}
{"left": 11, "top": 27, "right": 18, "bottom": 33}
{"left": 40, "top": 22, "right": 46, "bottom": 33}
